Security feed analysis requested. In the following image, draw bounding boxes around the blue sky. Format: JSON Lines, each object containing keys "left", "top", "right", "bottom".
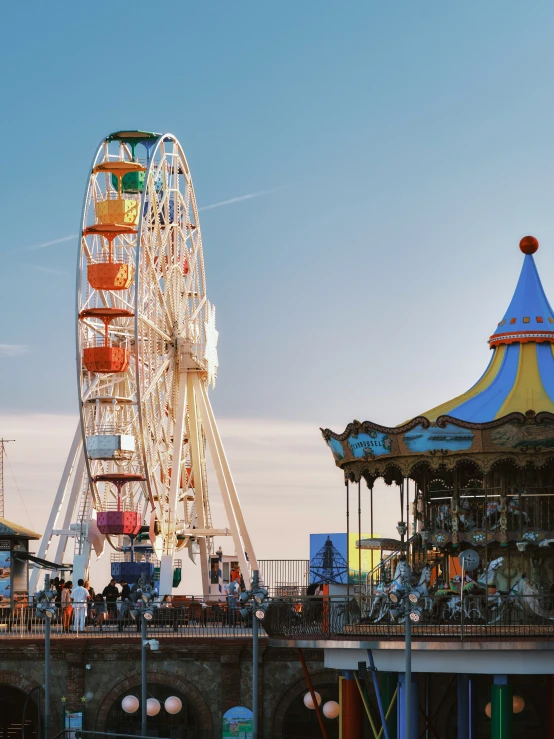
{"left": 2, "top": 2, "right": 554, "bottom": 571}
{"left": 3, "top": 1, "right": 554, "bottom": 425}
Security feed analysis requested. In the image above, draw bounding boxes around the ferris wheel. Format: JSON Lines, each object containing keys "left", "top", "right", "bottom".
{"left": 31, "top": 131, "right": 257, "bottom": 595}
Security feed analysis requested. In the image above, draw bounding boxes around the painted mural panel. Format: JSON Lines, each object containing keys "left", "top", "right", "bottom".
{"left": 309, "top": 533, "right": 378, "bottom": 585}
{"left": 403, "top": 423, "right": 474, "bottom": 453}
{"left": 0, "top": 551, "right": 11, "bottom": 604}
{"left": 222, "top": 706, "right": 253, "bottom": 738}
{"left": 490, "top": 420, "right": 554, "bottom": 449}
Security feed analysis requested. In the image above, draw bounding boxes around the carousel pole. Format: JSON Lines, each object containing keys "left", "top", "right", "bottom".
{"left": 358, "top": 481, "right": 362, "bottom": 610}
{"left": 346, "top": 479, "right": 350, "bottom": 600}
{"left": 406, "top": 478, "right": 410, "bottom": 562}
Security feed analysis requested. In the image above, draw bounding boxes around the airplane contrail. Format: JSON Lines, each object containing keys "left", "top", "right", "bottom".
{"left": 23, "top": 187, "right": 279, "bottom": 249}
{"left": 198, "top": 187, "right": 282, "bottom": 212}
{"left": 26, "top": 234, "right": 77, "bottom": 251}
{"left": 0, "top": 344, "right": 30, "bottom": 358}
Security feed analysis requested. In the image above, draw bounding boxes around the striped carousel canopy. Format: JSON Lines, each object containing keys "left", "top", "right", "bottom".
{"left": 423, "top": 236, "right": 554, "bottom": 423}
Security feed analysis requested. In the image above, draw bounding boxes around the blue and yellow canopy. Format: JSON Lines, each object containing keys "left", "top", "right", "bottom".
{"left": 423, "top": 238, "right": 554, "bottom": 423}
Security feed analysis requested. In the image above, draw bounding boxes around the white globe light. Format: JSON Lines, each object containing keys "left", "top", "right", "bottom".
{"left": 121, "top": 695, "right": 139, "bottom": 714}
{"left": 303, "top": 691, "right": 322, "bottom": 710}
{"left": 322, "top": 700, "right": 340, "bottom": 719}
{"left": 147, "top": 698, "right": 161, "bottom": 716}
{"left": 513, "top": 695, "right": 525, "bottom": 714}
{"left": 164, "top": 696, "right": 183, "bottom": 715}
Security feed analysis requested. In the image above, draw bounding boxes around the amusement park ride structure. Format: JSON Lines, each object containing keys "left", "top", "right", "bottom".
{"left": 30, "top": 131, "right": 257, "bottom": 595}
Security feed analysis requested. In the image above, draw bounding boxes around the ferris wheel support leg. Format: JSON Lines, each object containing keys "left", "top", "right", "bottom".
{"left": 192, "top": 374, "right": 258, "bottom": 583}
{"left": 187, "top": 375, "right": 211, "bottom": 598}
{"left": 29, "top": 425, "right": 82, "bottom": 593}
{"left": 52, "top": 452, "right": 87, "bottom": 574}
{"left": 159, "top": 373, "right": 188, "bottom": 596}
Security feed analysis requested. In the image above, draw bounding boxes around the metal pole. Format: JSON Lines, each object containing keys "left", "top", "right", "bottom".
{"left": 358, "top": 481, "right": 362, "bottom": 610}
{"left": 252, "top": 570, "right": 259, "bottom": 739}
{"left": 405, "top": 602, "right": 411, "bottom": 739}
{"left": 367, "top": 650, "right": 390, "bottom": 739}
{"left": 346, "top": 480, "right": 350, "bottom": 599}
{"left": 406, "top": 478, "right": 410, "bottom": 561}
{"left": 44, "top": 616, "right": 50, "bottom": 739}
{"left": 298, "top": 649, "right": 328, "bottom": 739}
{"left": 141, "top": 616, "right": 147, "bottom": 737}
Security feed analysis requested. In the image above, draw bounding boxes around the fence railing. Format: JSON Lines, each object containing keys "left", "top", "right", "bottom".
{"left": 0, "top": 604, "right": 261, "bottom": 639}
{"left": 263, "top": 594, "right": 554, "bottom": 641}
{"left": 258, "top": 559, "right": 310, "bottom": 597}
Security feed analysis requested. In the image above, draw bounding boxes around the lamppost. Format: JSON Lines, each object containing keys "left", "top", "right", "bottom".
{"left": 389, "top": 586, "right": 421, "bottom": 739}
{"left": 239, "top": 570, "right": 269, "bottom": 739}
{"left": 34, "top": 580, "right": 57, "bottom": 739}
{"left": 129, "top": 579, "right": 159, "bottom": 737}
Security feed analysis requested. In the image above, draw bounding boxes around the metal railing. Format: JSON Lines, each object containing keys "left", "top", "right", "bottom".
{"left": 258, "top": 559, "right": 310, "bottom": 597}
{"left": 53, "top": 729, "right": 212, "bottom": 739}
{"left": 0, "top": 604, "right": 262, "bottom": 639}
{"left": 263, "top": 594, "right": 554, "bottom": 641}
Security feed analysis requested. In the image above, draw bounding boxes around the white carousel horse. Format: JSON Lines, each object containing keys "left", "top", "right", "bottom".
{"left": 367, "top": 560, "right": 412, "bottom": 622}
{"left": 511, "top": 573, "right": 554, "bottom": 621}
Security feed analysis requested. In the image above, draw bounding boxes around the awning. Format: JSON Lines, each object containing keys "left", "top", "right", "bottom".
{"left": 13, "top": 551, "right": 72, "bottom": 571}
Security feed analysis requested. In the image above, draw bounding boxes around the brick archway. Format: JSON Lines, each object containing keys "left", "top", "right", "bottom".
{"left": 96, "top": 670, "right": 213, "bottom": 732}
{"left": 0, "top": 671, "right": 60, "bottom": 727}
{"left": 272, "top": 668, "right": 337, "bottom": 737}
{"left": 0, "top": 670, "right": 42, "bottom": 697}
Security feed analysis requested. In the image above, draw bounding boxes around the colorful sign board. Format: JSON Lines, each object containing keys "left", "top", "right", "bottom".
{"left": 309, "top": 533, "right": 378, "bottom": 585}
{"left": 403, "top": 423, "right": 474, "bottom": 453}
{"left": 222, "top": 706, "right": 253, "bottom": 738}
{"left": 328, "top": 430, "right": 392, "bottom": 464}
{"left": 0, "top": 551, "right": 11, "bottom": 604}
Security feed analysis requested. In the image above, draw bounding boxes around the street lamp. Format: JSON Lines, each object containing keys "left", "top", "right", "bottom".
{"left": 238, "top": 570, "right": 269, "bottom": 739}
{"left": 128, "top": 579, "right": 159, "bottom": 737}
{"left": 388, "top": 589, "right": 419, "bottom": 739}
{"left": 34, "top": 580, "right": 57, "bottom": 739}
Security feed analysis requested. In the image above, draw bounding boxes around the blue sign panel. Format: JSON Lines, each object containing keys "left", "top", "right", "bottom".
{"left": 327, "top": 437, "right": 344, "bottom": 461}
{"left": 347, "top": 431, "right": 392, "bottom": 458}
{"left": 403, "top": 424, "right": 474, "bottom": 453}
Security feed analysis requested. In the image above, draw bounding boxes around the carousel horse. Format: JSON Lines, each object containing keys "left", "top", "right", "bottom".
{"left": 367, "top": 559, "right": 412, "bottom": 622}
{"left": 435, "top": 504, "right": 452, "bottom": 530}
{"left": 442, "top": 557, "right": 504, "bottom": 621}
{"left": 458, "top": 499, "right": 476, "bottom": 531}
{"left": 511, "top": 572, "right": 554, "bottom": 621}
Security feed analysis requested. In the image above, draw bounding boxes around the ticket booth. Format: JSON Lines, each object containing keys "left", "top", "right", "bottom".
{"left": 0, "top": 519, "right": 41, "bottom": 609}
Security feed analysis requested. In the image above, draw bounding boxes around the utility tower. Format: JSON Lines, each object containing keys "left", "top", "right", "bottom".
{"left": 0, "top": 440, "right": 15, "bottom": 519}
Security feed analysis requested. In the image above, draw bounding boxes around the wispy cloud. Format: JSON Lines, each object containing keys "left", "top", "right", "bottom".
{"left": 0, "top": 345, "right": 30, "bottom": 358}
{"left": 199, "top": 186, "right": 283, "bottom": 212}
{"left": 30, "top": 265, "right": 70, "bottom": 277}
{"left": 26, "top": 234, "right": 77, "bottom": 251}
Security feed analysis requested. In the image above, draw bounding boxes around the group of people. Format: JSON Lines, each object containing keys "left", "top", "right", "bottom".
{"left": 50, "top": 576, "right": 165, "bottom": 632}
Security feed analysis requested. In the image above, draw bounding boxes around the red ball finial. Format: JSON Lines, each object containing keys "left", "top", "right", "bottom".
{"left": 520, "top": 236, "right": 539, "bottom": 254}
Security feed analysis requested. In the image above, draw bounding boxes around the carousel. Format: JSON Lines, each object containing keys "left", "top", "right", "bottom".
{"left": 322, "top": 236, "right": 554, "bottom": 628}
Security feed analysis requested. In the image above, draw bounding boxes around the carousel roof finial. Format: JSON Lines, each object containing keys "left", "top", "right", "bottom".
{"left": 489, "top": 236, "right": 554, "bottom": 348}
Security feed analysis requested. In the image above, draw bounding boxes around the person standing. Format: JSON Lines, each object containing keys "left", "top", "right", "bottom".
{"left": 61, "top": 581, "right": 73, "bottom": 632}
{"left": 84, "top": 580, "right": 95, "bottom": 619}
{"left": 224, "top": 579, "right": 240, "bottom": 627}
{"left": 117, "top": 580, "right": 131, "bottom": 631}
{"left": 55, "top": 579, "right": 65, "bottom": 610}
{"left": 71, "top": 579, "right": 89, "bottom": 633}
{"left": 102, "top": 579, "right": 119, "bottom": 620}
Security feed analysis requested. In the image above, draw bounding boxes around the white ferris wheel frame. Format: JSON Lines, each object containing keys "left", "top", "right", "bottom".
{"left": 30, "top": 132, "right": 257, "bottom": 594}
